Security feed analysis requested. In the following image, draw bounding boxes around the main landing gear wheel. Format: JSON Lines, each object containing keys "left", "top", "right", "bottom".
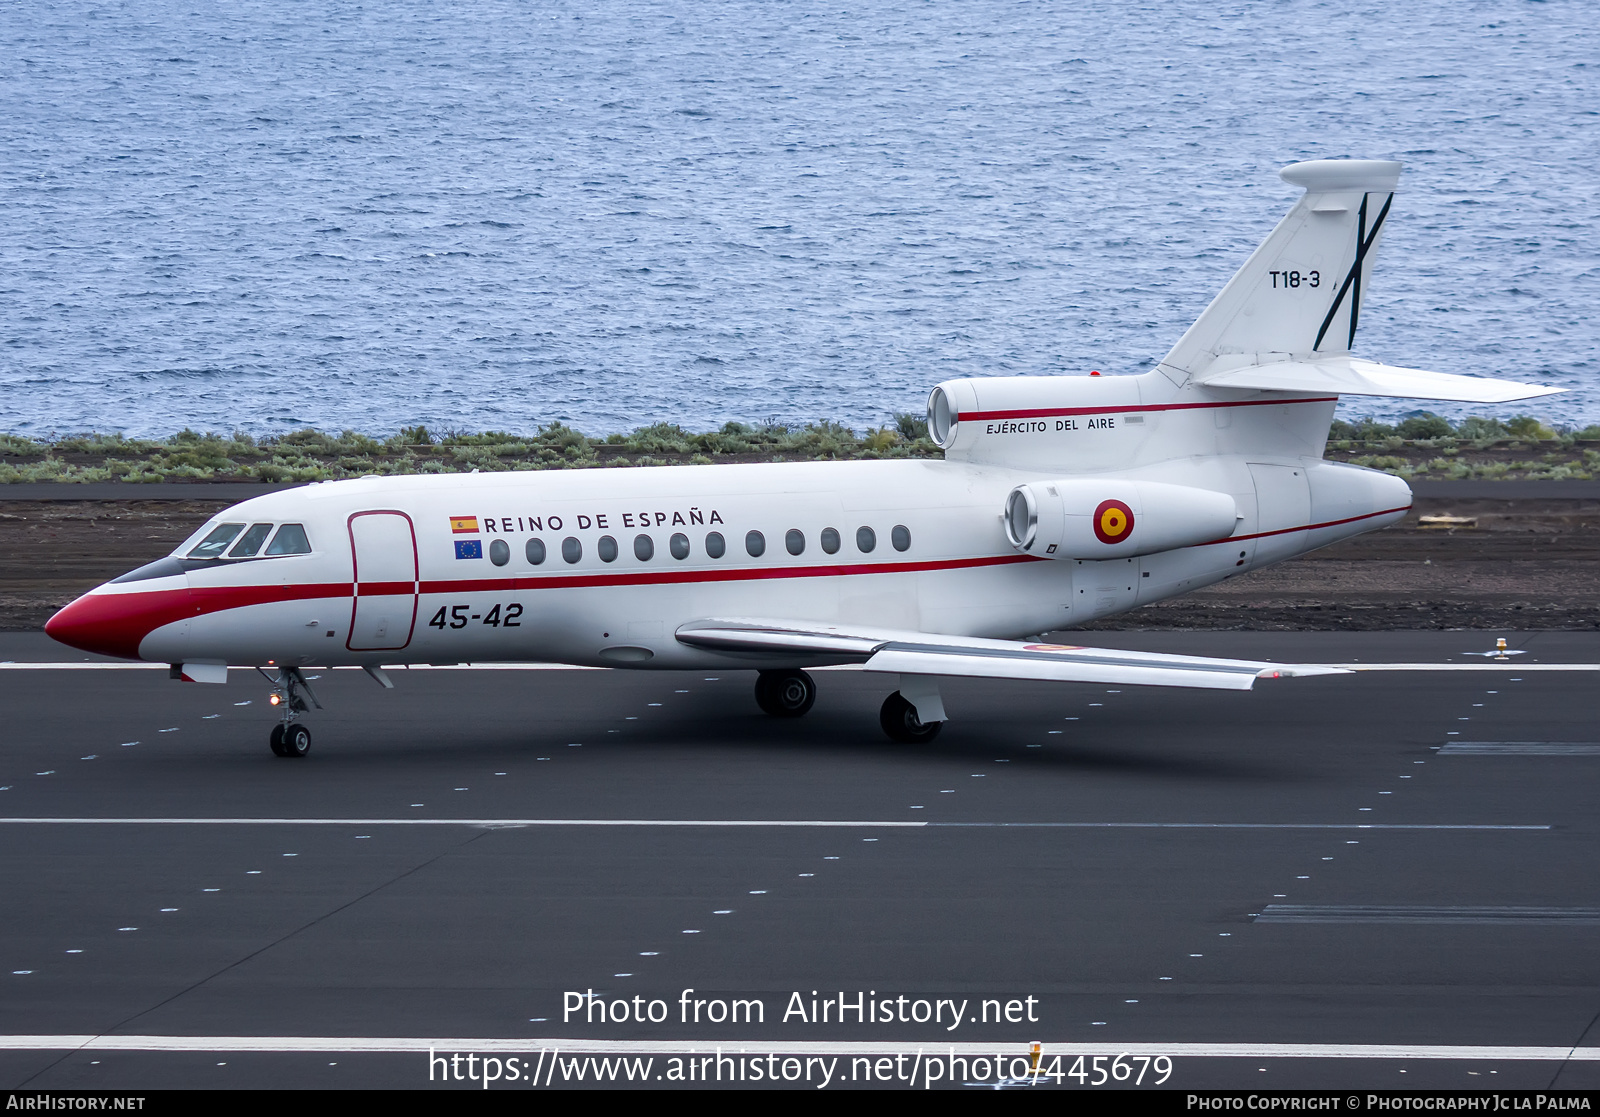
{"left": 754, "top": 669, "right": 817, "bottom": 718}
{"left": 880, "top": 691, "right": 943, "bottom": 744}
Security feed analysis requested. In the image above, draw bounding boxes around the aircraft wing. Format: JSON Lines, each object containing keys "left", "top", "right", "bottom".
{"left": 675, "top": 620, "right": 1347, "bottom": 691}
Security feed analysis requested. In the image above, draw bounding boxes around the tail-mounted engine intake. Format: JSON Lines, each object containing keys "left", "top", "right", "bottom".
{"left": 1003, "top": 480, "right": 1238, "bottom": 559}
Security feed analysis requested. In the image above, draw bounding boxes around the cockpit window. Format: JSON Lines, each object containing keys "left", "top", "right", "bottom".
{"left": 264, "top": 523, "right": 312, "bottom": 556}
{"left": 229, "top": 523, "right": 274, "bottom": 558}
{"left": 188, "top": 523, "right": 245, "bottom": 560}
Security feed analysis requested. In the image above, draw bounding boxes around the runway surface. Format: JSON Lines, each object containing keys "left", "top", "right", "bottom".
{"left": 2, "top": 630, "right": 1598, "bottom": 1091}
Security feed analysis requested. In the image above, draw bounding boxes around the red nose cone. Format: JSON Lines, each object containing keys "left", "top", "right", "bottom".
{"left": 45, "top": 588, "right": 191, "bottom": 661}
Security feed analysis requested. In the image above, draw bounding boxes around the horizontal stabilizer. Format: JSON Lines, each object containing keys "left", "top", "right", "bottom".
{"left": 676, "top": 620, "right": 1349, "bottom": 691}
{"left": 1197, "top": 356, "right": 1563, "bottom": 404}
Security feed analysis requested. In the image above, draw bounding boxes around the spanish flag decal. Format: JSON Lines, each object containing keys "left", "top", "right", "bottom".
{"left": 450, "top": 515, "right": 480, "bottom": 535}
{"left": 1092, "top": 499, "right": 1135, "bottom": 545}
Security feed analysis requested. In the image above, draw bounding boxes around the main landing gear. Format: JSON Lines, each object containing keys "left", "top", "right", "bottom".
{"left": 879, "top": 691, "right": 943, "bottom": 744}
{"left": 260, "top": 666, "right": 322, "bottom": 758}
{"left": 754, "top": 669, "right": 817, "bottom": 717}
{"left": 752, "top": 669, "right": 946, "bottom": 743}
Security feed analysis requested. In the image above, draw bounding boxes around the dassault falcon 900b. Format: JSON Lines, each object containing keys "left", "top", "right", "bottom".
{"left": 46, "top": 160, "right": 1560, "bottom": 757}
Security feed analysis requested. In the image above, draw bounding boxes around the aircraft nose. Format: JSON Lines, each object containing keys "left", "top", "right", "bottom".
{"left": 45, "top": 586, "right": 192, "bottom": 661}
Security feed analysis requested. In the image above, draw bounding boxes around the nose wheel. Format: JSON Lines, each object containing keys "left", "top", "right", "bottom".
{"left": 260, "top": 666, "right": 321, "bottom": 758}
{"left": 754, "top": 669, "right": 817, "bottom": 717}
{"left": 269, "top": 723, "right": 312, "bottom": 758}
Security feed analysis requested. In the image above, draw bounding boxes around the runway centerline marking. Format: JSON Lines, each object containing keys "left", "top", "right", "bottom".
{"left": 0, "top": 818, "right": 1551, "bottom": 830}
{"left": 1, "top": 1036, "right": 1597, "bottom": 1061}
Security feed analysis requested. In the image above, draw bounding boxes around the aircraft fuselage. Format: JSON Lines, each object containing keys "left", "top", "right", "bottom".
{"left": 45, "top": 449, "right": 1410, "bottom": 672}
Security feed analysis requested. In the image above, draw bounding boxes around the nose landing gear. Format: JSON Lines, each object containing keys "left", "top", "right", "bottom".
{"left": 259, "top": 667, "right": 321, "bottom": 758}
{"left": 269, "top": 722, "right": 313, "bottom": 758}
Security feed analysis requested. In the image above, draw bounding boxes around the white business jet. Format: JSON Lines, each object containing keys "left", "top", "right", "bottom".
{"left": 46, "top": 159, "right": 1560, "bottom": 757}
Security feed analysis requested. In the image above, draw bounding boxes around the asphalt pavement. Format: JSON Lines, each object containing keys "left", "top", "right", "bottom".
{"left": 1, "top": 630, "right": 1597, "bottom": 1091}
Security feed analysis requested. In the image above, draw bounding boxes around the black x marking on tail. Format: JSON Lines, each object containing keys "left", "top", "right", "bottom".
{"left": 1313, "top": 191, "right": 1394, "bottom": 351}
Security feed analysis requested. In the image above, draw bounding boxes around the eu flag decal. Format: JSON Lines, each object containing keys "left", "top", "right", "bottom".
{"left": 455, "top": 539, "right": 483, "bottom": 560}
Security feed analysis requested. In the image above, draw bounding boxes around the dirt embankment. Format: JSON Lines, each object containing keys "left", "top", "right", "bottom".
{"left": 3, "top": 491, "right": 1596, "bottom": 633}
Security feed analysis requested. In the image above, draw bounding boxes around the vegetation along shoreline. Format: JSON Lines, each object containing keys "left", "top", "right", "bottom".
{"left": 2, "top": 412, "right": 1597, "bottom": 485}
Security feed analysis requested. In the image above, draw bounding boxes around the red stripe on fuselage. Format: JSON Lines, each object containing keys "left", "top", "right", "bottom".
{"left": 1194, "top": 504, "right": 1412, "bottom": 547}
{"left": 962, "top": 397, "right": 1339, "bottom": 422}
{"left": 421, "top": 552, "right": 1039, "bottom": 596}
{"left": 356, "top": 580, "right": 418, "bottom": 596}
{"left": 48, "top": 554, "right": 1044, "bottom": 659}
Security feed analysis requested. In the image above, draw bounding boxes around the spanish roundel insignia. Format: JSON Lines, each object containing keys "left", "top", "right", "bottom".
{"left": 1092, "top": 499, "right": 1135, "bottom": 545}
{"left": 450, "top": 515, "right": 480, "bottom": 534}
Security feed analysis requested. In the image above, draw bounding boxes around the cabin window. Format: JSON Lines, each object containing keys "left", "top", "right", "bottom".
{"left": 820, "top": 527, "right": 840, "bottom": 555}
{"left": 561, "top": 537, "right": 582, "bottom": 564}
{"left": 786, "top": 529, "right": 805, "bottom": 556}
{"left": 229, "top": 523, "right": 274, "bottom": 558}
{"left": 597, "top": 535, "right": 619, "bottom": 563}
{"left": 705, "top": 531, "right": 726, "bottom": 558}
{"left": 526, "top": 538, "right": 546, "bottom": 565}
{"left": 188, "top": 523, "right": 244, "bottom": 560}
{"left": 670, "top": 532, "right": 690, "bottom": 560}
{"left": 489, "top": 539, "right": 510, "bottom": 566}
{"left": 855, "top": 526, "right": 876, "bottom": 553}
{"left": 634, "top": 534, "right": 654, "bottom": 561}
{"left": 745, "top": 530, "right": 765, "bottom": 557}
{"left": 891, "top": 525, "right": 911, "bottom": 552}
{"left": 264, "top": 524, "right": 312, "bottom": 556}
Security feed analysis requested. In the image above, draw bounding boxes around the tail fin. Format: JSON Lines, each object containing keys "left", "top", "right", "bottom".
{"left": 1158, "top": 159, "right": 1402, "bottom": 380}
{"left": 1158, "top": 159, "right": 1561, "bottom": 405}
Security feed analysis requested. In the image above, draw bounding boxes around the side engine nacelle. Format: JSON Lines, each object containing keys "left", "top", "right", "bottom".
{"left": 1003, "top": 479, "right": 1239, "bottom": 559}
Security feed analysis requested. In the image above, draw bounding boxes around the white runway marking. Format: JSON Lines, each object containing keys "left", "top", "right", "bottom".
{"left": 0, "top": 818, "right": 1550, "bottom": 830}
{"left": 0, "top": 1036, "right": 1596, "bottom": 1060}
{"left": 0, "top": 662, "right": 604, "bottom": 671}
{"left": 1255, "top": 904, "right": 1600, "bottom": 924}
{"left": 1442, "top": 742, "right": 1600, "bottom": 756}
{"left": 3, "top": 661, "right": 1599, "bottom": 673}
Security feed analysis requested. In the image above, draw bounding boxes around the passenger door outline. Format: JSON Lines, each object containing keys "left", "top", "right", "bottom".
{"left": 347, "top": 510, "right": 419, "bottom": 652}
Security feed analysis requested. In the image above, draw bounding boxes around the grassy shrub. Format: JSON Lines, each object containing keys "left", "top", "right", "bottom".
{"left": 1505, "top": 415, "right": 1557, "bottom": 441}
{"left": 1397, "top": 413, "right": 1453, "bottom": 440}
{"left": 1457, "top": 416, "right": 1511, "bottom": 441}
{"left": 863, "top": 427, "right": 900, "bottom": 452}
{"left": 613, "top": 423, "right": 695, "bottom": 454}
{"left": 0, "top": 435, "right": 47, "bottom": 458}
{"left": 895, "top": 412, "right": 929, "bottom": 441}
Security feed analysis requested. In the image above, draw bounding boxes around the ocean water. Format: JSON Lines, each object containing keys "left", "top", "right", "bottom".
{"left": 2, "top": 0, "right": 1596, "bottom": 439}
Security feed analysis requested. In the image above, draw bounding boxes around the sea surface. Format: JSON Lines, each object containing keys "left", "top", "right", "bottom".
{"left": 2, "top": 0, "right": 1597, "bottom": 439}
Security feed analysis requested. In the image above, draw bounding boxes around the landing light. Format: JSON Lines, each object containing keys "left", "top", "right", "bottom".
{"left": 269, "top": 694, "right": 281, "bottom": 706}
